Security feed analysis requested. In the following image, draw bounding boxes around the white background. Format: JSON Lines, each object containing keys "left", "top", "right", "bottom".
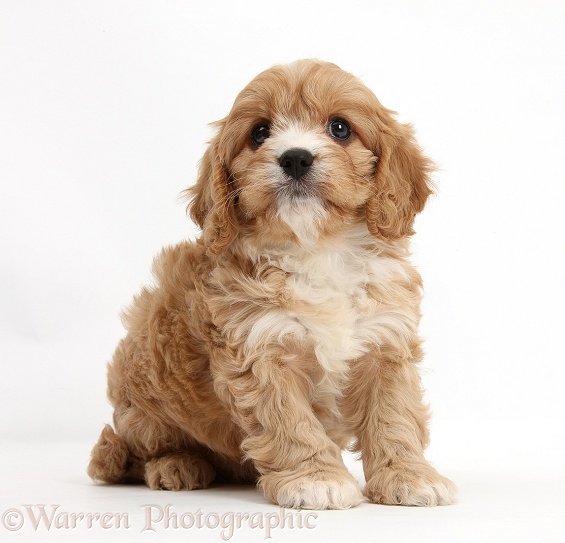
{"left": 1, "top": 1, "right": 564, "bottom": 541}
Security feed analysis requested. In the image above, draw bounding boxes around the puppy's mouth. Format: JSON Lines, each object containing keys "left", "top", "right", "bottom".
{"left": 275, "top": 176, "right": 318, "bottom": 201}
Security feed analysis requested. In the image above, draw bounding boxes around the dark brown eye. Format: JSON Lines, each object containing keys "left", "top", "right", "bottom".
{"left": 328, "top": 119, "right": 351, "bottom": 141}
{"left": 251, "top": 123, "right": 270, "bottom": 146}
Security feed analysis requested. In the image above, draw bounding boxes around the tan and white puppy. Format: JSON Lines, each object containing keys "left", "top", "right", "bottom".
{"left": 88, "top": 59, "right": 457, "bottom": 509}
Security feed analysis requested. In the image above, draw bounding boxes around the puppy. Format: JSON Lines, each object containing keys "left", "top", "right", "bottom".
{"left": 88, "top": 59, "right": 456, "bottom": 509}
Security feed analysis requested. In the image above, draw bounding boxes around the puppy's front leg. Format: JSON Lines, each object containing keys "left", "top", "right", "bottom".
{"left": 214, "top": 351, "right": 363, "bottom": 510}
{"left": 344, "top": 347, "right": 457, "bottom": 506}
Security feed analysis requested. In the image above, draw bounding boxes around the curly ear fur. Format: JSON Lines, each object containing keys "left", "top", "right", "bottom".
{"left": 186, "top": 129, "right": 239, "bottom": 255}
{"left": 366, "top": 122, "right": 434, "bottom": 241}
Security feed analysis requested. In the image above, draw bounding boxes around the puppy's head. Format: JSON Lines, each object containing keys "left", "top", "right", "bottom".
{"left": 188, "top": 60, "right": 433, "bottom": 254}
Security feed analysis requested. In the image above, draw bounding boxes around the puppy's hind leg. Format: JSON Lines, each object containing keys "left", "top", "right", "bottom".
{"left": 144, "top": 452, "right": 217, "bottom": 491}
{"left": 87, "top": 424, "right": 140, "bottom": 484}
{"left": 88, "top": 424, "right": 217, "bottom": 490}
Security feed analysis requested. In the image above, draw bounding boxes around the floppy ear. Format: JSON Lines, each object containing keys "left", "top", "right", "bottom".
{"left": 186, "top": 131, "right": 239, "bottom": 255}
{"left": 366, "top": 122, "right": 434, "bottom": 241}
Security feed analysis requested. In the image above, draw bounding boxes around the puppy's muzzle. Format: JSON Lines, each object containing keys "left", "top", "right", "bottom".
{"left": 279, "top": 149, "right": 314, "bottom": 180}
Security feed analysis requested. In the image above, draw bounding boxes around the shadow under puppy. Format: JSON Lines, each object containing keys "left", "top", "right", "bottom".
{"left": 88, "top": 59, "right": 456, "bottom": 509}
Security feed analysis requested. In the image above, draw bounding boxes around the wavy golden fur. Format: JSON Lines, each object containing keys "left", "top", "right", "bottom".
{"left": 88, "top": 60, "right": 456, "bottom": 509}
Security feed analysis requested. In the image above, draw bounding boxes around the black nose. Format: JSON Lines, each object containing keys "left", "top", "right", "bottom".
{"left": 279, "top": 149, "right": 314, "bottom": 180}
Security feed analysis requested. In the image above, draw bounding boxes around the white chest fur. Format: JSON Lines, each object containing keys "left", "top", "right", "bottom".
{"left": 240, "top": 229, "right": 419, "bottom": 374}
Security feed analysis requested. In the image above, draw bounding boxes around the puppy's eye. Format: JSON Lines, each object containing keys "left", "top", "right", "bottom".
{"left": 328, "top": 119, "right": 351, "bottom": 141}
{"left": 251, "top": 123, "right": 270, "bottom": 146}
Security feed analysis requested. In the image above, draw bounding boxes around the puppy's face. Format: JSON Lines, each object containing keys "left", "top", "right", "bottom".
{"left": 189, "top": 60, "right": 433, "bottom": 254}
{"left": 228, "top": 91, "right": 377, "bottom": 246}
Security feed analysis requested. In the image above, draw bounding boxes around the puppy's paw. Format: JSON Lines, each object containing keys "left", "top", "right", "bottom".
{"left": 365, "top": 461, "right": 457, "bottom": 506}
{"left": 261, "top": 468, "right": 363, "bottom": 510}
{"left": 87, "top": 425, "right": 129, "bottom": 484}
{"left": 144, "top": 453, "right": 216, "bottom": 491}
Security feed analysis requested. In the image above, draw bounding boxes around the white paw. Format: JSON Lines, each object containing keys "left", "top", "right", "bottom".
{"left": 394, "top": 475, "right": 457, "bottom": 506}
{"left": 365, "top": 462, "right": 457, "bottom": 506}
{"left": 275, "top": 475, "right": 364, "bottom": 510}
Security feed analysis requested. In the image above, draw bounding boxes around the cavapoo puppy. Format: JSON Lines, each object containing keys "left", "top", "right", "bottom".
{"left": 88, "top": 59, "right": 456, "bottom": 509}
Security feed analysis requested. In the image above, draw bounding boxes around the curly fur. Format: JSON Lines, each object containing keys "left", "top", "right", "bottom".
{"left": 87, "top": 59, "right": 456, "bottom": 509}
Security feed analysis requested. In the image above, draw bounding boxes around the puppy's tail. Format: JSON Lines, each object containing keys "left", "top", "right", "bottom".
{"left": 87, "top": 424, "right": 133, "bottom": 484}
